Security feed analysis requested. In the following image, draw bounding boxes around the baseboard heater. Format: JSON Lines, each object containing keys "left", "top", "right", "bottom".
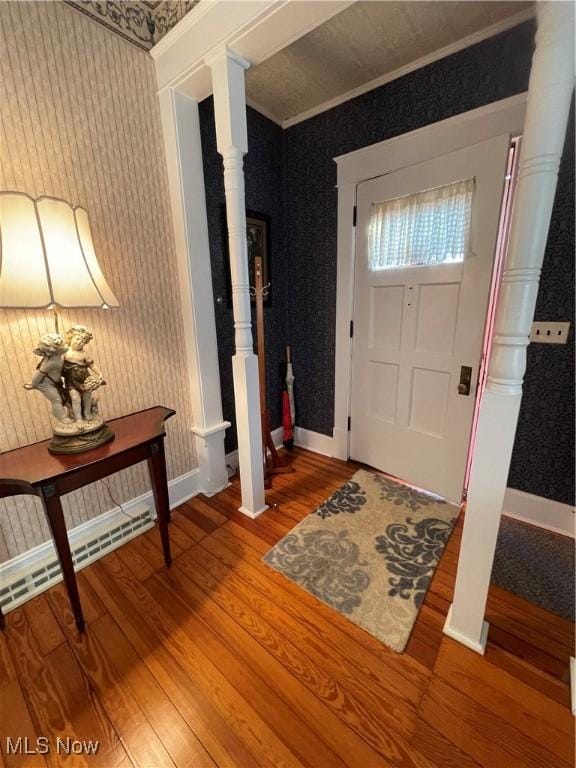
{"left": 0, "top": 505, "right": 153, "bottom": 614}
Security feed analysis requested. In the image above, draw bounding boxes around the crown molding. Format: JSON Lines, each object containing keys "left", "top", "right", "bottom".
{"left": 150, "top": 0, "right": 216, "bottom": 59}
{"left": 246, "top": 97, "right": 283, "bottom": 126}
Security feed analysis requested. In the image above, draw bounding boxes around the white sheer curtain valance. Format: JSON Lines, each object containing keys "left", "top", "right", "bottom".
{"left": 368, "top": 178, "right": 474, "bottom": 270}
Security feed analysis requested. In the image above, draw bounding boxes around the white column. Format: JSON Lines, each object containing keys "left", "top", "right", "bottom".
{"left": 444, "top": 0, "right": 575, "bottom": 653}
{"left": 157, "top": 88, "right": 230, "bottom": 495}
{"left": 207, "top": 47, "right": 267, "bottom": 518}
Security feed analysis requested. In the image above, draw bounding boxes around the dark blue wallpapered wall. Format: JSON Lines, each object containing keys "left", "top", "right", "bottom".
{"left": 200, "top": 19, "right": 575, "bottom": 504}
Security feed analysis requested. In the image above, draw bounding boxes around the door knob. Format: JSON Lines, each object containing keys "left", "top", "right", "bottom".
{"left": 458, "top": 366, "right": 473, "bottom": 396}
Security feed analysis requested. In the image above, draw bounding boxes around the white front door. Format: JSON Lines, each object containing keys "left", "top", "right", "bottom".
{"left": 350, "top": 135, "right": 510, "bottom": 502}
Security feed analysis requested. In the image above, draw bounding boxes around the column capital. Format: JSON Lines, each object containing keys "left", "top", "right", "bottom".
{"left": 206, "top": 46, "right": 251, "bottom": 155}
{"left": 204, "top": 45, "right": 251, "bottom": 71}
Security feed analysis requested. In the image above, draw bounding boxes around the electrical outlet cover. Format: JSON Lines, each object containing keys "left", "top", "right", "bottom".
{"left": 530, "top": 321, "right": 570, "bottom": 344}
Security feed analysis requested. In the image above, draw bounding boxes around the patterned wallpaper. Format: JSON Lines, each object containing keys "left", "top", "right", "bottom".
{"left": 0, "top": 0, "right": 197, "bottom": 560}
{"left": 64, "top": 0, "right": 199, "bottom": 51}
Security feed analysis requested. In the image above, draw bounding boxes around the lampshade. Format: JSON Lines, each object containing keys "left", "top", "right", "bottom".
{"left": 0, "top": 192, "right": 119, "bottom": 309}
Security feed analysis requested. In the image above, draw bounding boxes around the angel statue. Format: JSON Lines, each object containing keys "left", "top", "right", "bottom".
{"left": 24, "top": 333, "right": 71, "bottom": 424}
{"left": 25, "top": 325, "right": 113, "bottom": 454}
{"left": 62, "top": 325, "right": 106, "bottom": 423}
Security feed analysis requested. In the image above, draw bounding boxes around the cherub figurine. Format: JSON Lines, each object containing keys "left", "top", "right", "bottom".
{"left": 62, "top": 325, "right": 106, "bottom": 423}
{"left": 24, "top": 333, "right": 72, "bottom": 425}
{"left": 26, "top": 325, "right": 112, "bottom": 452}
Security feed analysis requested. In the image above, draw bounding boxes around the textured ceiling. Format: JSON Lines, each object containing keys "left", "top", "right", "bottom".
{"left": 246, "top": 1, "right": 533, "bottom": 124}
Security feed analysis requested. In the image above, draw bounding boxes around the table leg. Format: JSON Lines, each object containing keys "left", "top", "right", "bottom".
{"left": 148, "top": 439, "right": 172, "bottom": 567}
{"left": 40, "top": 485, "right": 85, "bottom": 632}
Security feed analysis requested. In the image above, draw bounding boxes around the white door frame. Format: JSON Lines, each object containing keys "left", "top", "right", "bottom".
{"left": 332, "top": 93, "right": 527, "bottom": 462}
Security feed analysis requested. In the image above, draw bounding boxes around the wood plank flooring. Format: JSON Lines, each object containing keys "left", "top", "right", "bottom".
{"left": 1, "top": 448, "right": 573, "bottom": 767}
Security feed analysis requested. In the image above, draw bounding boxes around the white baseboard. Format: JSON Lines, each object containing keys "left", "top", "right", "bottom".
{"left": 570, "top": 657, "right": 575, "bottom": 717}
{"left": 332, "top": 427, "right": 349, "bottom": 460}
{"left": 167, "top": 467, "right": 202, "bottom": 508}
{"left": 225, "top": 425, "right": 336, "bottom": 470}
{"left": 238, "top": 503, "right": 269, "bottom": 520}
{"left": 0, "top": 467, "right": 202, "bottom": 613}
{"left": 443, "top": 605, "right": 489, "bottom": 655}
{"left": 502, "top": 487, "right": 575, "bottom": 538}
{"left": 294, "top": 427, "right": 334, "bottom": 457}
{"left": 224, "top": 426, "right": 284, "bottom": 475}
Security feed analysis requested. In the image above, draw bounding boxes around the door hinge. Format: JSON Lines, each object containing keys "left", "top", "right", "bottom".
{"left": 352, "top": 205, "right": 357, "bottom": 227}
{"left": 347, "top": 416, "right": 351, "bottom": 431}
{"left": 349, "top": 320, "right": 354, "bottom": 338}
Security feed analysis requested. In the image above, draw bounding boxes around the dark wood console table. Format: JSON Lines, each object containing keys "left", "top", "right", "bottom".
{"left": 0, "top": 406, "right": 175, "bottom": 632}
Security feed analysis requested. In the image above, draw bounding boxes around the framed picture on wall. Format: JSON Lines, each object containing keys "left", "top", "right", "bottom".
{"left": 223, "top": 207, "right": 272, "bottom": 306}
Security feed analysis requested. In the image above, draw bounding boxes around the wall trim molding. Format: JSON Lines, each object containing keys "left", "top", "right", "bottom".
{"left": 294, "top": 427, "right": 334, "bottom": 457}
{"left": 502, "top": 487, "right": 575, "bottom": 538}
{"left": 225, "top": 425, "right": 336, "bottom": 467}
{"left": 280, "top": 8, "right": 535, "bottom": 129}
{"left": 224, "top": 426, "right": 284, "bottom": 473}
{"left": 149, "top": 0, "right": 214, "bottom": 58}
{"left": 570, "top": 657, "right": 575, "bottom": 716}
{"left": 246, "top": 97, "right": 283, "bottom": 127}
{"left": 334, "top": 92, "right": 527, "bottom": 183}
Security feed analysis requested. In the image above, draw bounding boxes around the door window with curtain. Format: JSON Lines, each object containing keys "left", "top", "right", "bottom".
{"left": 367, "top": 178, "right": 474, "bottom": 270}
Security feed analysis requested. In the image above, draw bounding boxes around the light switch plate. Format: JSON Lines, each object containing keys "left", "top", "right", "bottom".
{"left": 530, "top": 321, "right": 570, "bottom": 344}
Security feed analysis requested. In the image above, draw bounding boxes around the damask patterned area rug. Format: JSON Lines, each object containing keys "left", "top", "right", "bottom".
{"left": 263, "top": 469, "right": 458, "bottom": 652}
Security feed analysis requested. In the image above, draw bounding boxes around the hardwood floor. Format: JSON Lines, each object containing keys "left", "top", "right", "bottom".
{"left": 0, "top": 448, "right": 573, "bottom": 768}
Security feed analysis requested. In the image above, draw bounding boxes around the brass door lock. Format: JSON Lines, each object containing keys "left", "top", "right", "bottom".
{"left": 458, "top": 366, "right": 473, "bottom": 396}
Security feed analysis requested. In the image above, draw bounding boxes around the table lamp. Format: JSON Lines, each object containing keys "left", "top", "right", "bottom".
{"left": 0, "top": 192, "right": 119, "bottom": 454}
